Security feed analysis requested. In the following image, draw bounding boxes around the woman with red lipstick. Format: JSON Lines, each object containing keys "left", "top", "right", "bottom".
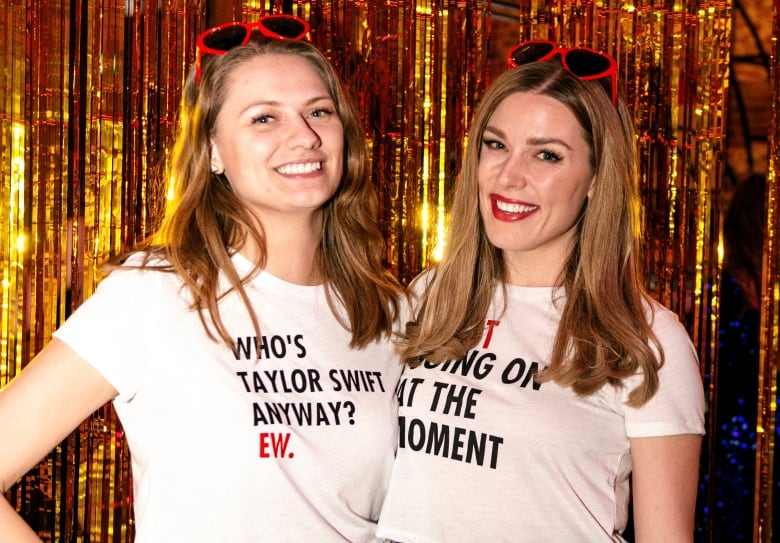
{"left": 0, "top": 18, "right": 403, "bottom": 542}
{"left": 377, "top": 46, "right": 704, "bottom": 543}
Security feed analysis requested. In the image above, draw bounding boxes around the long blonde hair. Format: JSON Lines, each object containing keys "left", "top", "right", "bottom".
{"left": 135, "top": 38, "right": 400, "bottom": 349}
{"left": 401, "top": 61, "right": 662, "bottom": 406}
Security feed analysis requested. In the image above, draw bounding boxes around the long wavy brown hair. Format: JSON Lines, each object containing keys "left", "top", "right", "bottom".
{"left": 127, "top": 38, "right": 400, "bottom": 349}
{"left": 400, "top": 61, "right": 662, "bottom": 406}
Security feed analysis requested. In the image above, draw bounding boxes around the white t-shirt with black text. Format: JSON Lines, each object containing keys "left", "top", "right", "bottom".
{"left": 377, "top": 283, "right": 704, "bottom": 543}
{"left": 54, "top": 252, "right": 403, "bottom": 542}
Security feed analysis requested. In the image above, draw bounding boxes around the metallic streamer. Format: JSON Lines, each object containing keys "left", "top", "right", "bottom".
{"left": 754, "top": 4, "right": 778, "bottom": 539}
{"left": 357, "top": 1, "right": 489, "bottom": 283}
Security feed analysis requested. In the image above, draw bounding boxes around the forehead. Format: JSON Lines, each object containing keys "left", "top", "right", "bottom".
{"left": 223, "top": 53, "right": 330, "bottom": 100}
{"left": 491, "top": 91, "right": 578, "bottom": 126}
{"left": 487, "top": 91, "right": 587, "bottom": 142}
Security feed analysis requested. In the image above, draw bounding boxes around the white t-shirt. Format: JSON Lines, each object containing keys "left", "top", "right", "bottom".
{"left": 54, "top": 253, "right": 404, "bottom": 542}
{"left": 376, "top": 284, "right": 704, "bottom": 543}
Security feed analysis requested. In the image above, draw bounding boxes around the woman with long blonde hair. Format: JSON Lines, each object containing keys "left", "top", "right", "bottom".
{"left": 378, "top": 45, "right": 704, "bottom": 542}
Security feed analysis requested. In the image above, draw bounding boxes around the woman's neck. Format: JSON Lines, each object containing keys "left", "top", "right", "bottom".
{"left": 241, "top": 213, "right": 324, "bottom": 286}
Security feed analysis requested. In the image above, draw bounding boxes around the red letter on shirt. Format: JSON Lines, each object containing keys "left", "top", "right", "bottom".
{"left": 483, "top": 319, "right": 500, "bottom": 349}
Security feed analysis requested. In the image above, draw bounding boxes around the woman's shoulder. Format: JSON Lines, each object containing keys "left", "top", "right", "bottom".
{"left": 113, "top": 249, "right": 171, "bottom": 269}
{"left": 641, "top": 296, "right": 700, "bottom": 382}
{"left": 643, "top": 296, "right": 691, "bottom": 340}
{"left": 97, "top": 250, "right": 180, "bottom": 296}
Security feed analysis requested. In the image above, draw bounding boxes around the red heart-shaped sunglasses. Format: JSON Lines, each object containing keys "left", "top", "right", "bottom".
{"left": 195, "top": 14, "right": 310, "bottom": 84}
{"left": 507, "top": 40, "right": 618, "bottom": 106}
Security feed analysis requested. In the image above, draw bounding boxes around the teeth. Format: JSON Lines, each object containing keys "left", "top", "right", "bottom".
{"left": 496, "top": 200, "right": 536, "bottom": 214}
{"left": 277, "top": 162, "right": 322, "bottom": 175}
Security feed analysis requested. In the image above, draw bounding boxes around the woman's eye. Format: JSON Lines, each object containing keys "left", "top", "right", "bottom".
{"left": 539, "top": 150, "right": 562, "bottom": 162}
{"left": 482, "top": 139, "right": 505, "bottom": 150}
{"left": 310, "top": 107, "right": 335, "bottom": 119}
{"left": 251, "top": 115, "right": 272, "bottom": 124}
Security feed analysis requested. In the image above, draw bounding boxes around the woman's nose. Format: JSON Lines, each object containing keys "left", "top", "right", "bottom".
{"left": 287, "top": 116, "right": 321, "bottom": 149}
{"left": 498, "top": 153, "right": 528, "bottom": 188}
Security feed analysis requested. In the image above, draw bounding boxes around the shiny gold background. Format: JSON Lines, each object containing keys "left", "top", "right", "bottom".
{"left": 0, "top": 0, "right": 776, "bottom": 541}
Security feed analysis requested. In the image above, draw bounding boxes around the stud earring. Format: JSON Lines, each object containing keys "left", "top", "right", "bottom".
{"left": 210, "top": 164, "right": 224, "bottom": 175}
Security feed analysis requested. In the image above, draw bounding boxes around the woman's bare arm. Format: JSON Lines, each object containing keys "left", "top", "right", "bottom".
{"left": 0, "top": 338, "right": 118, "bottom": 541}
{"left": 630, "top": 433, "right": 702, "bottom": 543}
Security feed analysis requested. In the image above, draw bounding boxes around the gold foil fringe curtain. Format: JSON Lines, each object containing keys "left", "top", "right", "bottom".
{"left": 1, "top": 1, "right": 204, "bottom": 540}
{"left": 2, "top": 0, "right": 777, "bottom": 541}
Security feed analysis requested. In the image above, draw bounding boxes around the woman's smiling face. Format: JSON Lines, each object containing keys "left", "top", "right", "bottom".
{"left": 209, "top": 53, "right": 345, "bottom": 225}
{"left": 477, "top": 91, "right": 595, "bottom": 284}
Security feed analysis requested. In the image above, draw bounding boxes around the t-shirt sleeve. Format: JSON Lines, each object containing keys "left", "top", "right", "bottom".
{"left": 622, "top": 303, "right": 706, "bottom": 438}
{"left": 52, "top": 263, "right": 164, "bottom": 402}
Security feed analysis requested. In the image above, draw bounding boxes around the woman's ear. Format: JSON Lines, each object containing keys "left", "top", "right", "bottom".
{"left": 586, "top": 174, "right": 596, "bottom": 198}
{"left": 210, "top": 140, "right": 225, "bottom": 175}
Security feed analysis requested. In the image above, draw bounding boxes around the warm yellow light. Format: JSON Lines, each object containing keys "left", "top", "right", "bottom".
{"left": 167, "top": 177, "right": 176, "bottom": 201}
{"left": 10, "top": 123, "right": 25, "bottom": 217}
{"left": 432, "top": 200, "right": 446, "bottom": 262}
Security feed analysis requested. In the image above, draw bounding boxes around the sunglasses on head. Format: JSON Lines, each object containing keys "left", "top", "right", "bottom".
{"left": 195, "top": 14, "right": 310, "bottom": 84}
{"left": 507, "top": 40, "right": 619, "bottom": 106}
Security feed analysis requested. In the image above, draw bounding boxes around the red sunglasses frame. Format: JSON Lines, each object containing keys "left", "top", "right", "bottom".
{"left": 507, "top": 40, "right": 619, "bottom": 106}
{"left": 195, "top": 14, "right": 310, "bottom": 84}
